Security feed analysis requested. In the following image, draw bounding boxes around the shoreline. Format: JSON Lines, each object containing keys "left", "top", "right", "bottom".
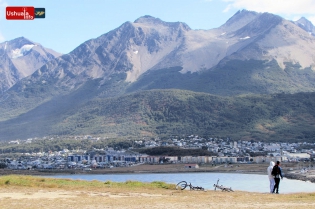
{"left": 1, "top": 176, "right": 315, "bottom": 209}
{"left": 2, "top": 164, "right": 315, "bottom": 208}
{"left": 1, "top": 163, "right": 315, "bottom": 183}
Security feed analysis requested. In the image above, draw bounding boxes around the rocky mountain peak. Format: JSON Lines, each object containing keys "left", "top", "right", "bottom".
{"left": 134, "top": 15, "right": 191, "bottom": 31}
{"left": 0, "top": 37, "right": 61, "bottom": 93}
{"left": 134, "top": 15, "right": 164, "bottom": 24}
{"left": 296, "top": 17, "right": 314, "bottom": 27}
{"left": 294, "top": 17, "right": 315, "bottom": 36}
{"left": 10, "top": 36, "right": 34, "bottom": 43}
{"left": 234, "top": 12, "right": 283, "bottom": 36}
{"left": 6, "top": 37, "right": 35, "bottom": 50}
{"left": 2, "top": 12, "right": 315, "bottom": 140}
{"left": 221, "top": 9, "right": 260, "bottom": 32}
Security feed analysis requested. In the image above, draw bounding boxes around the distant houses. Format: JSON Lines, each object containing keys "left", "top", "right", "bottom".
{"left": 2, "top": 134, "right": 315, "bottom": 170}
{"left": 68, "top": 149, "right": 139, "bottom": 164}
{"left": 66, "top": 153, "right": 252, "bottom": 165}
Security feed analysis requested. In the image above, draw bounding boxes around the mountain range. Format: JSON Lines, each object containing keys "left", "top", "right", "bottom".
{"left": 0, "top": 10, "right": 315, "bottom": 141}
{"left": 0, "top": 37, "right": 61, "bottom": 94}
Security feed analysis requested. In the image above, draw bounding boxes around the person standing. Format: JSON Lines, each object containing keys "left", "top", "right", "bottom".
{"left": 267, "top": 161, "right": 275, "bottom": 193}
{"left": 272, "top": 161, "right": 283, "bottom": 194}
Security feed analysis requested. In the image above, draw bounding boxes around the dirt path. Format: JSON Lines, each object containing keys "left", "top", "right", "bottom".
{"left": 1, "top": 186, "right": 315, "bottom": 209}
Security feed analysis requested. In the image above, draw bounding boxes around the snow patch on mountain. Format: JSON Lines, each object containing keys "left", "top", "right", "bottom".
{"left": 240, "top": 36, "right": 250, "bottom": 40}
{"left": 11, "top": 44, "right": 36, "bottom": 59}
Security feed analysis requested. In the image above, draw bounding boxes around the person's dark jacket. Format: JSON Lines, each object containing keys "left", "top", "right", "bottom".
{"left": 273, "top": 165, "right": 283, "bottom": 179}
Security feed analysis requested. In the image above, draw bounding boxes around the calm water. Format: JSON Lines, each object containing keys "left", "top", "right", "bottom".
{"left": 49, "top": 172, "right": 315, "bottom": 194}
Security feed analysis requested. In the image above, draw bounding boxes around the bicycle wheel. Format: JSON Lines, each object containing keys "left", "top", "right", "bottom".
{"left": 198, "top": 186, "right": 205, "bottom": 191}
{"left": 176, "top": 181, "right": 187, "bottom": 190}
{"left": 193, "top": 186, "right": 204, "bottom": 191}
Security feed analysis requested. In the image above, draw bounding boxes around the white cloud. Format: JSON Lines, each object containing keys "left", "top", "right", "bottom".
{"left": 222, "top": 0, "right": 315, "bottom": 15}
{"left": 308, "top": 16, "right": 315, "bottom": 25}
{"left": 223, "top": 4, "right": 233, "bottom": 13}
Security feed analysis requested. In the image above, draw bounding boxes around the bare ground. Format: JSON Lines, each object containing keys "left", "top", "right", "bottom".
{"left": 1, "top": 186, "right": 315, "bottom": 209}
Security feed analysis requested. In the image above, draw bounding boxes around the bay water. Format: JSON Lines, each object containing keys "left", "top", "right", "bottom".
{"left": 49, "top": 172, "right": 315, "bottom": 194}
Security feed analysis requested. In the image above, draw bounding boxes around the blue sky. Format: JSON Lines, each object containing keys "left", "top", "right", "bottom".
{"left": 1, "top": 0, "right": 315, "bottom": 54}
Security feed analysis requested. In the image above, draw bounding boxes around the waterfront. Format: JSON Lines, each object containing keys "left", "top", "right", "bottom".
{"left": 2, "top": 174, "right": 315, "bottom": 209}
{"left": 50, "top": 172, "right": 315, "bottom": 194}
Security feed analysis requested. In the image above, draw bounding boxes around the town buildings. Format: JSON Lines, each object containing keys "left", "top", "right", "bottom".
{"left": 1, "top": 135, "right": 314, "bottom": 170}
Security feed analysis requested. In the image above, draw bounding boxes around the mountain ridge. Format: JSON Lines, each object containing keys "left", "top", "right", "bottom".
{"left": 294, "top": 17, "right": 315, "bottom": 36}
{"left": 4, "top": 10, "right": 314, "bottom": 94}
{"left": 1, "top": 10, "right": 315, "bottom": 141}
{"left": 0, "top": 37, "right": 62, "bottom": 94}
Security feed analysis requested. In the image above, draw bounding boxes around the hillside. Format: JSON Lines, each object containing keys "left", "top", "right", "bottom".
{"left": 0, "top": 11, "right": 315, "bottom": 141}
{"left": 1, "top": 11, "right": 315, "bottom": 112}
{"left": 0, "top": 89, "right": 315, "bottom": 141}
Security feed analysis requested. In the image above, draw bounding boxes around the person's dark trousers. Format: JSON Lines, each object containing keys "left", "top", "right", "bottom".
{"left": 273, "top": 178, "right": 280, "bottom": 193}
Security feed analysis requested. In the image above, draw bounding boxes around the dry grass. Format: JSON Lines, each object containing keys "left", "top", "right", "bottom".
{"left": 0, "top": 175, "right": 315, "bottom": 208}
{"left": 0, "top": 175, "right": 173, "bottom": 190}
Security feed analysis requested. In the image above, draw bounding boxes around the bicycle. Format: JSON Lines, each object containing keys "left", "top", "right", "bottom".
{"left": 176, "top": 181, "right": 204, "bottom": 191}
{"left": 213, "top": 179, "right": 234, "bottom": 192}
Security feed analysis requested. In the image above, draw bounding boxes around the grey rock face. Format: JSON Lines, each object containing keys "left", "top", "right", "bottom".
{"left": 0, "top": 37, "right": 61, "bottom": 93}
{"left": 294, "top": 17, "right": 315, "bottom": 36}
{"left": 3, "top": 11, "right": 315, "bottom": 98}
{"left": 1, "top": 11, "right": 315, "bottom": 140}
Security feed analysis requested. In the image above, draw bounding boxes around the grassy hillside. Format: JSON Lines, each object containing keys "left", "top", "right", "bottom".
{"left": 65, "top": 89, "right": 315, "bottom": 142}
{"left": 1, "top": 89, "right": 315, "bottom": 142}
{"left": 1, "top": 58, "right": 315, "bottom": 142}
{"left": 0, "top": 70, "right": 128, "bottom": 122}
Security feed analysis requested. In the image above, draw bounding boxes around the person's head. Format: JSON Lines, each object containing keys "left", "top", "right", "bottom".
{"left": 276, "top": 161, "right": 280, "bottom": 165}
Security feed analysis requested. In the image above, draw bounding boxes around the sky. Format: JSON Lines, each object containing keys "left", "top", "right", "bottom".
{"left": 1, "top": 0, "right": 315, "bottom": 54}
